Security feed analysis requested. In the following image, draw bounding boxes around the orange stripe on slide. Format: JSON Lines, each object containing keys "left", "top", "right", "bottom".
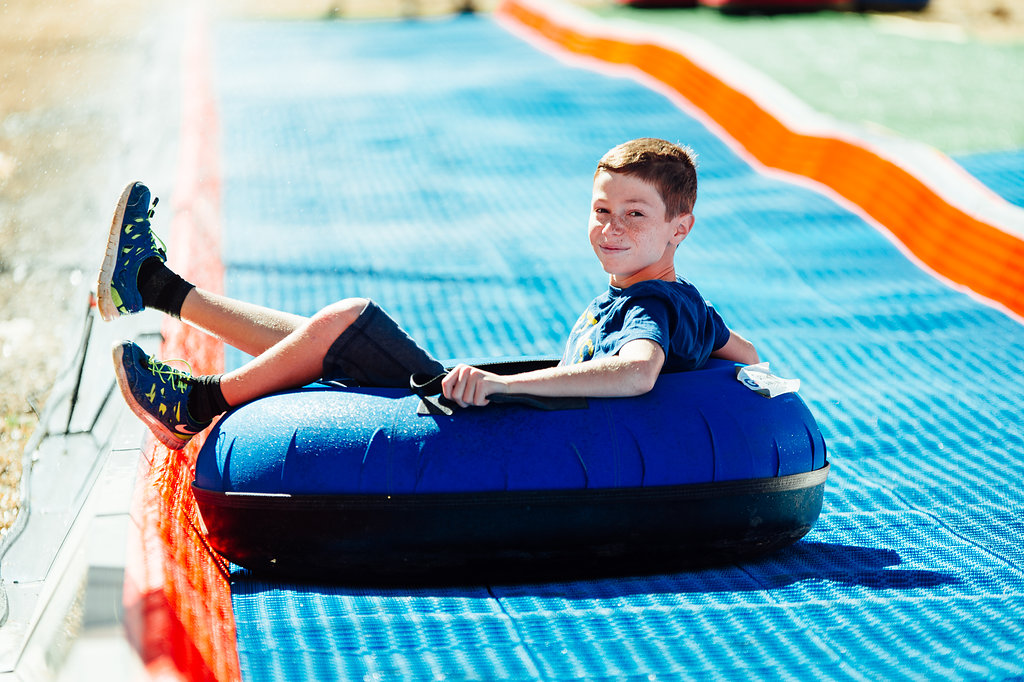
{"left": 121, "top": 6, "right": 239, "bottom": 681}
{"left": 498, "top": 0, "right": 1024, "bottom": 319}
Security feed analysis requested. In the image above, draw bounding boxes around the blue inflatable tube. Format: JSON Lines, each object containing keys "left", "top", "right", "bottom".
{"left": 193, "top": 359, "right": 828, "bottom": 581}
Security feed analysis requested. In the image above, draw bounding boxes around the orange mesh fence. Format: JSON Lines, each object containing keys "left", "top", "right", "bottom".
{"left": 498, "top": 0, "right": 1024, "bottom": 319}
{"left": 121, "top": 5, "right": 239, "bottom": 681}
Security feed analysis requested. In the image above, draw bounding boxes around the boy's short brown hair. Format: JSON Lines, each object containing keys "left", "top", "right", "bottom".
{"left": 596, "top": 138, "right": 698, "bottom": 218}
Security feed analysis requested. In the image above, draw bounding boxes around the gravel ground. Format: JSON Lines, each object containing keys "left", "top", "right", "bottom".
{"left": 0, "top": 0, "right": 145, "bottom": 535}
{"left": 0, "top": 0, "right": 1020, "bottom": 538}
{"left": 0, "top": 0, "right": 182, "bottom": 537}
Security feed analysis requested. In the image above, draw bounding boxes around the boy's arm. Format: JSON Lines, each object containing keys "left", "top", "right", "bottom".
{"left": 710, "top": 329, "right": 760, "bottom": 365}
{"left": 441, "top": 339, "right": 665, "bottom": 408}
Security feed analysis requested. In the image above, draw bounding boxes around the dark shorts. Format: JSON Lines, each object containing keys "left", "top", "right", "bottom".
{"left": 321, "top": 300, "right": 445, "bottom": 388}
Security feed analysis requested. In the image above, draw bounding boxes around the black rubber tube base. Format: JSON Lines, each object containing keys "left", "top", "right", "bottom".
{"left": 195, "top": 463, "right": 829, "bottom": 585}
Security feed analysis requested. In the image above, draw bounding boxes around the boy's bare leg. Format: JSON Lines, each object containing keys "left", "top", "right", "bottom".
{"left": 178, "top": 287, "right": 308, "bottom": 358}
{"left": 99, "top": 180, "right": 307, "bottom": 356}
{"left": 112, "top": 295, "right": 369, "bottom": 450}
{"left": 104, "top": 182, "right": 374, "bottom": 448}
{"left": 218, "top": 298, "right": 369, "bottom": 406}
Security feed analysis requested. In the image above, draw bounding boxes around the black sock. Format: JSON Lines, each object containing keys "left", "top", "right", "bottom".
{"left": 138, "top": 258, "right": 195, "bottom": 319}
{"left": 186, "top": 374, "right": 231, "bottom": 423}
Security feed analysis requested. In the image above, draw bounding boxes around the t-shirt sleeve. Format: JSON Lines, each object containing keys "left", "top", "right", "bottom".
{"left": 610, "top": 296, "right": 673, "bottom": 356}
{"left": 632, "top": 288, "right": 731, "bottom": 371}
{"left": 708, "top": 304, "right": 730, "bottom": 351}
{"left": 566, "top": 282, "right": 734, "bottom": 371}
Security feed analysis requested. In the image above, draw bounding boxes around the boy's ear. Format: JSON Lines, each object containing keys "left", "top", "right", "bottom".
{"left": 671, "top": 213, "right": 695, "bottom": 244}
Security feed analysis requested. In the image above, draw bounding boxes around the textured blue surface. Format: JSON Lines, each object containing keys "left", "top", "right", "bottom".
{"left": 214, "top": 15, "right": 1024, "bottom": 681}
{"left": 955, "top": 149, "right": 1024, "bottom": 208}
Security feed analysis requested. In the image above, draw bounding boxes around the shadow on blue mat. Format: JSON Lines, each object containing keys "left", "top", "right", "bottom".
{"left": 749, "top": 542, "right": 959, "bottom": 591}
{"left": 229, "top": 541, "right": 956, "bottom": 594}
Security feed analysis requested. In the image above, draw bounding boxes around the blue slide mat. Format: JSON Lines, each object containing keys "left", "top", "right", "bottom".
{"left": 213, "top": 15, "right": 1024, "bottom": 681}
{"left": 955, "top": 149, "right": 1024, "bottom": 209}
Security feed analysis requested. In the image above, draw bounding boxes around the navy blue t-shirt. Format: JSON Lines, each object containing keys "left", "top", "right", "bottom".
{"left": 560, "top": 277, "right": 731, "bottom": 372}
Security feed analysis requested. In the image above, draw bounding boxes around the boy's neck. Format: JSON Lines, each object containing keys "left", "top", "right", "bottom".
{"left": 610, "top": 264, "right": 676, "bottom": 289}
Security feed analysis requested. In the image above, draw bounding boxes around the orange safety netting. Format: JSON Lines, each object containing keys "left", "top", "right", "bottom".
{"left": 121, "top": 6, "right": 239, "bottom": 680}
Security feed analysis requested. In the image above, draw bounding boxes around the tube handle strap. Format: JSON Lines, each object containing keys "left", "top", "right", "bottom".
{"left": 410, "top": 372, "right": 588, "bottom": 416}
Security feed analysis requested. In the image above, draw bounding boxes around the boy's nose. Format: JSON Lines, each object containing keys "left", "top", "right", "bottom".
{"left": 603, "top": 216, "right": 623, "bottom": 233}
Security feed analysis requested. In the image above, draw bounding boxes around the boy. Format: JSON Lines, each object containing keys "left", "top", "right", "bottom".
{"left": 99, "top": 138, "right": 758, "bottom": 450}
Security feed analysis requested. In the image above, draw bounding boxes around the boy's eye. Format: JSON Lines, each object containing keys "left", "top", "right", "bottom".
{"left": 594, "top": 207, "right": 609, "bottom": 214}
{"left": 628, "top": 210, "right": 644, "bottom": 217}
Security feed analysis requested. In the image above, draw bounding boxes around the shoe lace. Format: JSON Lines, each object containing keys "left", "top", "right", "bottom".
{"left": 150, "top": 228, "right": 168, "bottom": 256}
{"left": 148, "top": 356, "right": 195, "bottom": 393}
{"left": 145, "top": 197, "right": 166, "bottom": 249}
{"left": 127, "top": 196, "right": 167, "bottom": 257}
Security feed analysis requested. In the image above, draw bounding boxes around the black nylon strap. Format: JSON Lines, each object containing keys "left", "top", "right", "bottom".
{"left": 410, "top": 371, "right": 588, "bottom": 415}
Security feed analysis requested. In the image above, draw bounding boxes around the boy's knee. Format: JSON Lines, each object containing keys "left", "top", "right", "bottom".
{"left": 311, "top": 298, "right": 370, "bottom": 335}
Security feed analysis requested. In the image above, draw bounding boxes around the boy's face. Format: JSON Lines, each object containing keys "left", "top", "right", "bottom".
{"left": 589, "top": 170, "right": 694, "bottom": 287}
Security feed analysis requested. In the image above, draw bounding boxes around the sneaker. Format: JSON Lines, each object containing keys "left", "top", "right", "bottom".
{"left": 97, "top": 181, "right": 165, "bottom": 322}
{"left": 112, "top": 340, "right": 210, "bottom": 450}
